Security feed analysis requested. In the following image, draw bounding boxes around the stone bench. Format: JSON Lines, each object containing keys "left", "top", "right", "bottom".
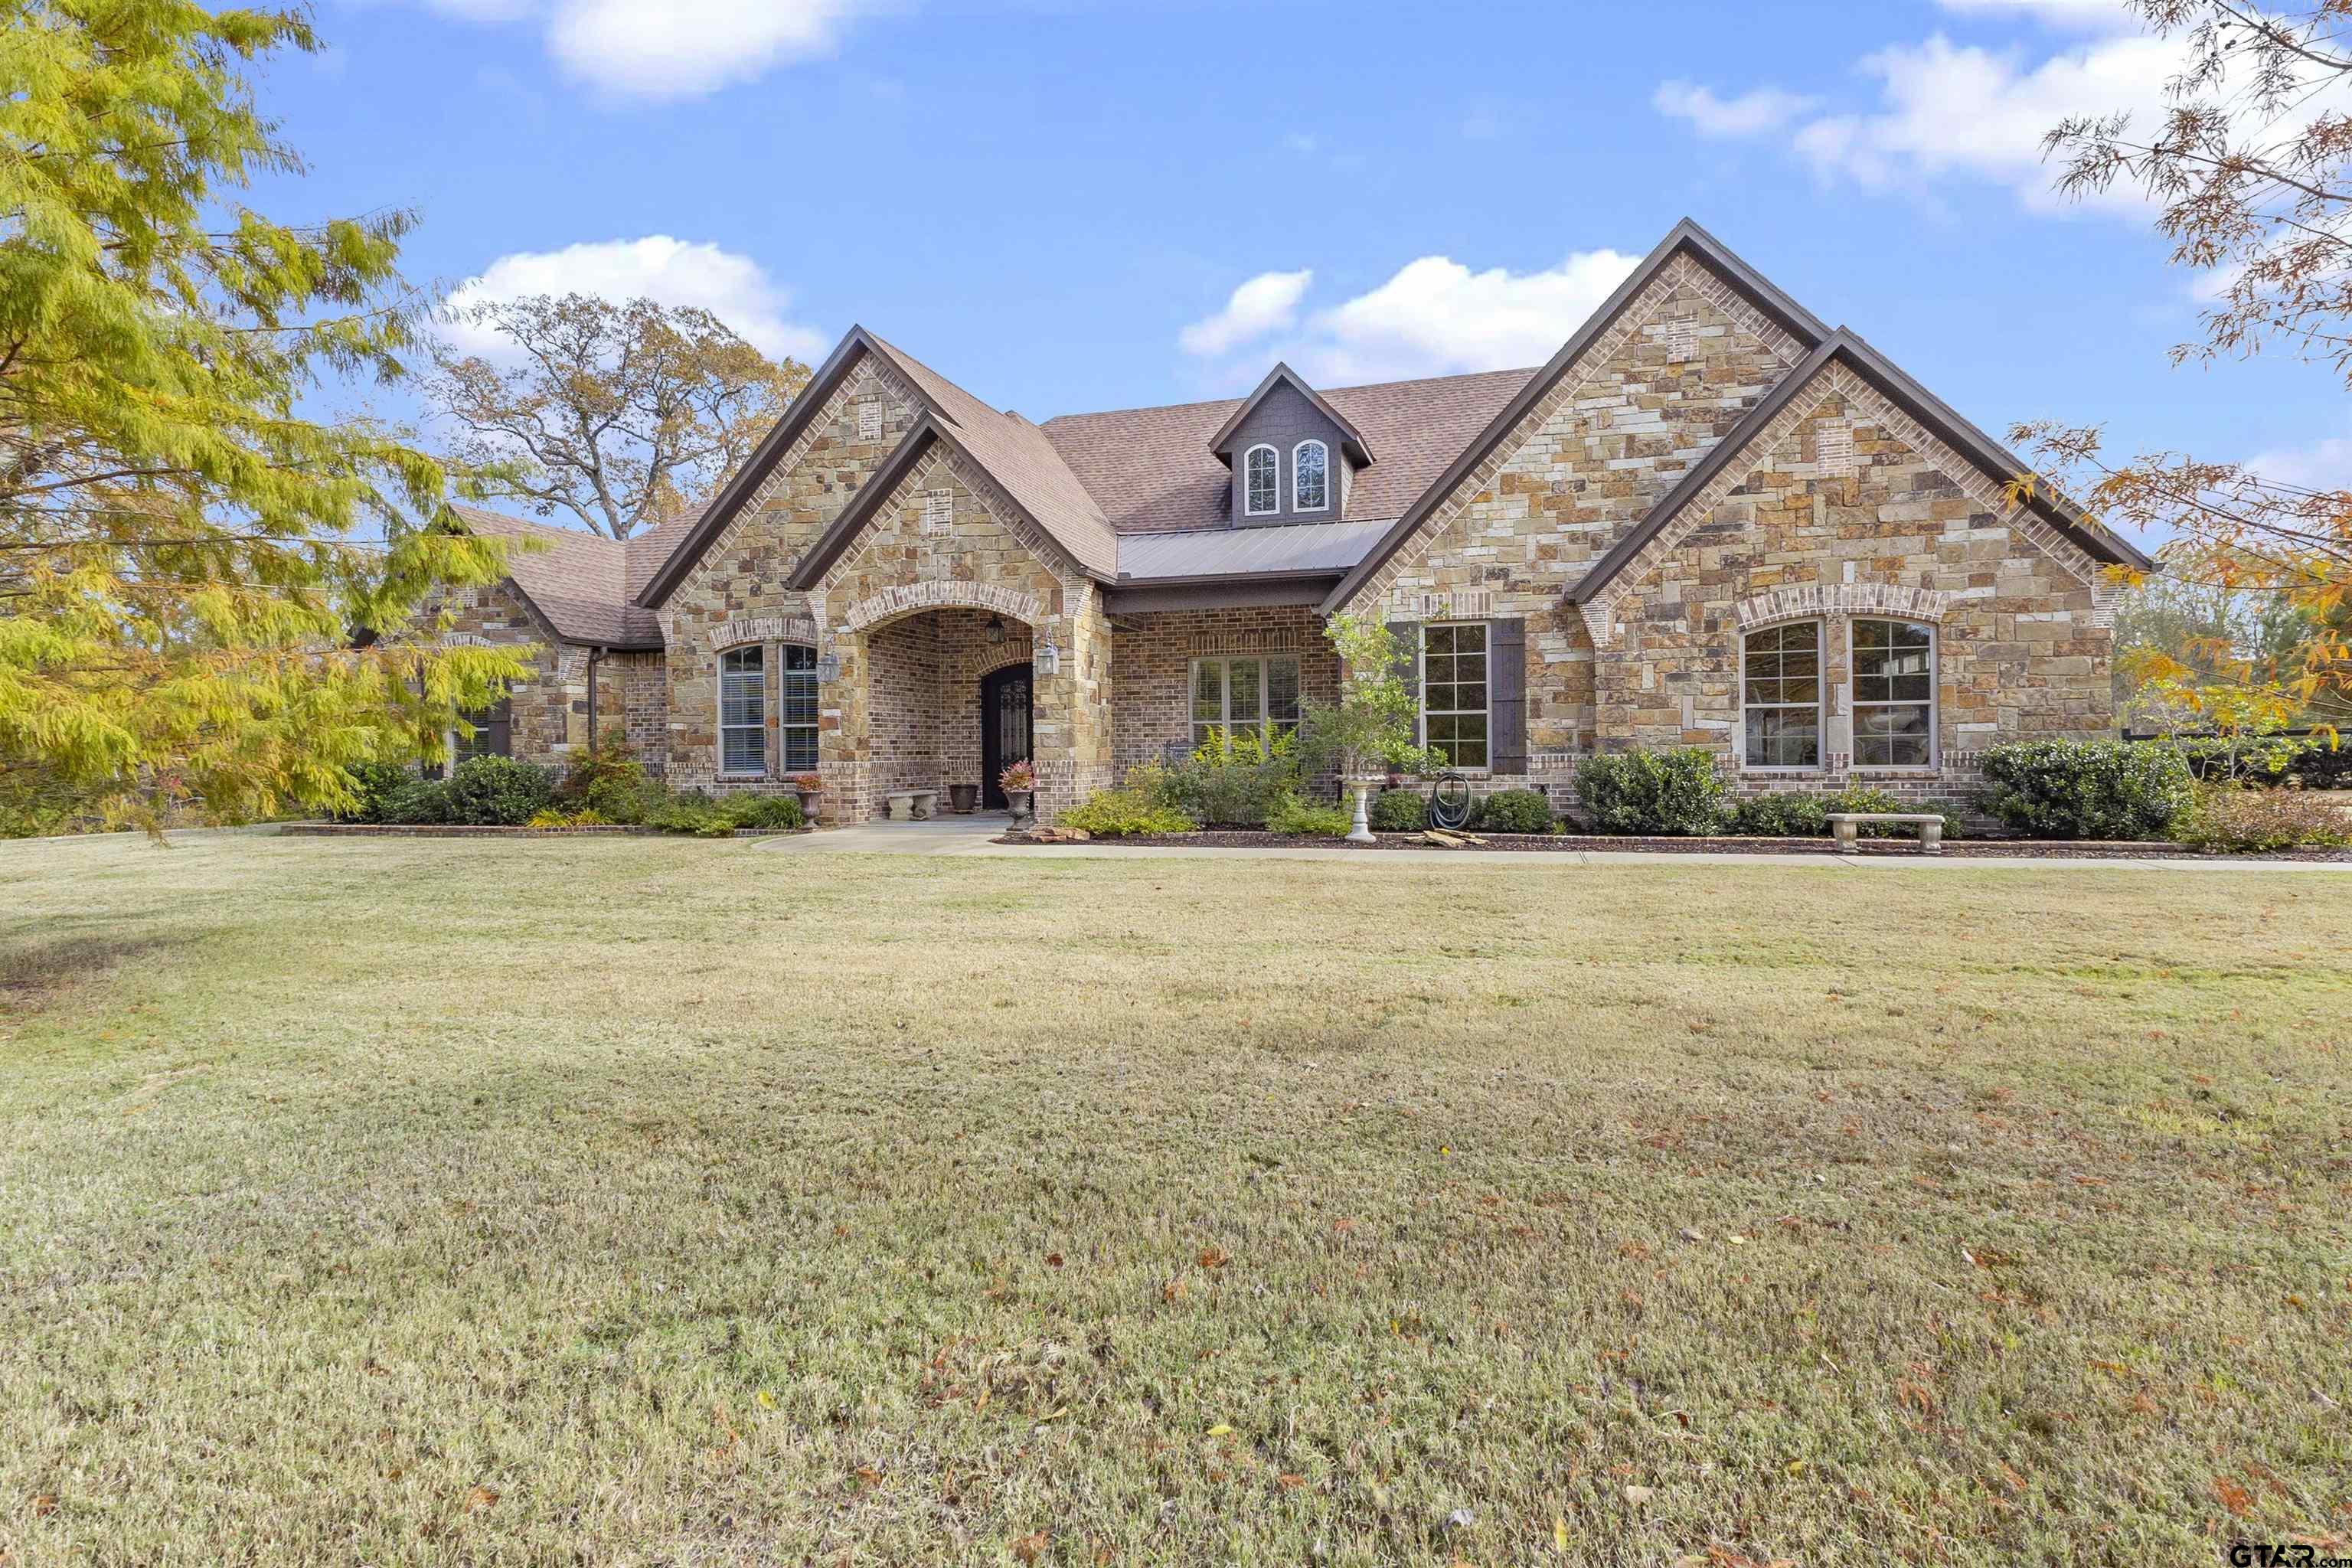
{"left": 885, "top": 789, "right": 938, "bottom": 822}
{"left": 1826, "top": 812, "right": 1945, "bottom": 853}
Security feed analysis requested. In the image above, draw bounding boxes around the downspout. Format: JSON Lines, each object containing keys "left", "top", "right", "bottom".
{"left": 586, "top": 646, "right": 606, "bottom": 751}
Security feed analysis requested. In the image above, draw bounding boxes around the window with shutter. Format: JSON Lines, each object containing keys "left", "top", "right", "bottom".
{"left": 1420, "top": 623, "right": 1490, "bottom": 769}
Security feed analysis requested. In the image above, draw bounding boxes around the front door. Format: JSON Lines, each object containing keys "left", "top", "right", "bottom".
{"left": 980, "top": 665, "right": 1034, "bottom": 808}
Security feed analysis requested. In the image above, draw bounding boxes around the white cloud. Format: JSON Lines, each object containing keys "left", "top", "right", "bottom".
{"left": 2246, "top": 426, "right": 2352, "bottom": 493}
{"left": 410, "top": 0, "right": 889, "bottom": 98}
{"left": 1651, "top": 80, "right": 1820, "bottom": 139}
{"left": 442, "top": 236, "right": 829, "bottom": 361}
{"left": 1936, "top": 0, "right": 2136, "bottom": 28}
{"left": 1786, "top": 33, "right": 2179, "bottom": 211}
{"left": 1178, "top": 270, "right": 1313, "bottom": 358}
{"left": 1185, "top": 250, "right": 1643, "bottom": 386}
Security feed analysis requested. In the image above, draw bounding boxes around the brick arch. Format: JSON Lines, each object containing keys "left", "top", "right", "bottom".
{"left": 1733, "top": 582, "right": 1954, "bottom": 629}
{"left": 708, "top": 614, "right": 818, "bottom": 651}
{"left": 841, "top": 580, "right": 1044, "bottom": 633}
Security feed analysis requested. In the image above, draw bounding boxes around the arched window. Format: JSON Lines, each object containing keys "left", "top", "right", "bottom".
{"left": 1292, "top": 440, "right": 1329, "bottom": 512}
{"left": 1742, "top": 622, "right": 1821, "bottom": 769}
{"left": 1243, "top": 445, "right": 1279, "bottom": 516}
{"left": 719, "top": 645, "right": 766, "bottom": 776}
{"left": 1853, "top": 619, "right": 1935, "bottom": 767}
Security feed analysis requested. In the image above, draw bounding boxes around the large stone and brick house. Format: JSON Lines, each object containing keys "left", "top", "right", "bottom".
{"left": 434, "top": 219, "right": 2148, "bottom": 824}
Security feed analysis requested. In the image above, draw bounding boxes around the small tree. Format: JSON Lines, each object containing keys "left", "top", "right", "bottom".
{"left": 1298, "top": 616, "right": 1442, "bottom": 786}
{"left": 427, "top": 294, "right": 810, "bottom": 541}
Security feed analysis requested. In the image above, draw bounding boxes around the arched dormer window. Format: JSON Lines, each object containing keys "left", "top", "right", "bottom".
{"left": 1293, "top": 440, "right": 1329, "bottom": 512}
{"left": 1243, "top": 445, "right": 1279, "bottom": 517}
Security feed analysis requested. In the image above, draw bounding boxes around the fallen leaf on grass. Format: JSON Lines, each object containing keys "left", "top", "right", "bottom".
{"left": 1276, "top": 1472, "right": 1306, "bottom": 1488}
{"left": 31, "top": 1494, "right": 57, "bottom": 1517}
{"left": 1011, "top": 1530, "right": 1050, "bottom": 1563}
{"left": 1624, "top": 1485, "right": 1654, "bottom": 1505}
{"left": 1197, "top": 1246, "right": 1230, "bottom": 1270}
{"left": 1206, "top": 1423, "right": 1235, "bottom": 1437}
{"left": 756, "top": 1389, "right": 776, "bottom": 1409}
{"left": 462, "top": 1486, "right": 499, "bottom": 1513}
{"left": 1554, "top": 1515, "right": 1570, "bottom": 1553}
{"left": 2213, "top": 1475, "right": 2255, "bottom": 1517}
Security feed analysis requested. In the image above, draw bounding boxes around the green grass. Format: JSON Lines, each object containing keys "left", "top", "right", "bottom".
{"left": 2, "top": 835, "right": 2347, "bottom": 1566}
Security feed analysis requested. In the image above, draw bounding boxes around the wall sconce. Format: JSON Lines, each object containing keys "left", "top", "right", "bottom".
{"left": 1037, "top": 633, "right": 1061, "bottom": 678}
{"left": 985, "top": 613, "right": 1006, "bottom": 647}
{"left": 815, "top": 653, "right": 841, "bottom": 682}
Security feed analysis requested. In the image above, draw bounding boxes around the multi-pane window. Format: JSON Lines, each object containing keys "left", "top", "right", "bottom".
{"left": 1190, "top": 655, "right": 1302, "bottom": 750}
{"left": 1421, "top": 623, "right": 1490, "bottom": 769}
{"left": 719, "top": 645, "right": 766, "bottom": 776}
{"left": 1293, "top": 440, "right": 1329, "bottom": 511}
{"left": 1243, "top": 446, "right": 1279, "bottom": 516}
{"left": 451, "top": 696, "right": 511, "bottom": 763}
{"left": 1742, "top": 622, "right": 1822, "bottom": 768}
{"left": 1853, "top": 619, "right": 1934, "bottom": 767}
{"left": 779, "top": 644, "right": 819, "bottom": 772}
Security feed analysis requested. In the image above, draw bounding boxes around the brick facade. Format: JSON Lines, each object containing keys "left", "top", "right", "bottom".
{"left": 1109, "top": 606, "right": 1341, "bottom": 775}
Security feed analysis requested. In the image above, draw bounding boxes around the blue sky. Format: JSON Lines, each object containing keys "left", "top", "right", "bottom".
{"left": 263, "top": 0, "right": 2344, "bottom": 489}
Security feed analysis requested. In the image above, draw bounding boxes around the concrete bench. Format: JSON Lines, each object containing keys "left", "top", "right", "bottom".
{"left": 885, "top": 789, "right": 937, "bottom": 822}
{"left": 1827, "top": 812, "right": 1944, "bottom": 854}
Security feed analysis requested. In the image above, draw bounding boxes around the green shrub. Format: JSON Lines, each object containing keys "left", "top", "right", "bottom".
{"left": 1266, "top": 792, "right": 1352, "bottom": 837}
{"left": 1063, "top": 771, "right": 1196, "bottom": 837}
{"left": 1368, "top": 788, "right": 1426, "bottom": 832}
{"left": 1161, "top": 729, "right": 1300, "bottom": 827}
{"left": 1979, "top": 740, "right": 2192, "bottom": 841}
{"left": 559, "top": 737, "right": 654, "bottom": 822}
{"left": 1730, "top": 792, "right": 1829, "bottom": 838}
{"left": 644, "top": 791, "right": 721, "bottom": 835}
{"left": 1573, "top": 748, "right": 1730, "bottom": 836}
{"left": 336, "top": 760, "right": 412, "bottom": 825}
{"left": 379, "top": 779, "right": 455, "bottom": 825}
{"left": 2171, "top": 783, "right": 2351, "bottom": 851}
{"left": 720, "top": 793, "right": 804, "bottom": 831}
{"left": 443, "top": 755, "right": 554, "bottom": 826}
{"left": 1472, "top": 788, "right": 1555, "bottom": 835}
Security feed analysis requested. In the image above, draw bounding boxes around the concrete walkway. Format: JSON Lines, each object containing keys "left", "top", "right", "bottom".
{"left": 757, "top": 818, "right": 2351, "bottom": 871}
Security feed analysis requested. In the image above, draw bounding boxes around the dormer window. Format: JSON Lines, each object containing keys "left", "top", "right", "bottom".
{"left": 1293, "top": 440, "right": 1329, "bottom": 512}
{"left": 1243, "top": 445, "right": 1279, "bottom": 517}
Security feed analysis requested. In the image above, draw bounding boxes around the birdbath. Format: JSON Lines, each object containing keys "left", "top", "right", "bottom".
{"left": 1344, "top": 776, "right": 1380, "bottom": 844}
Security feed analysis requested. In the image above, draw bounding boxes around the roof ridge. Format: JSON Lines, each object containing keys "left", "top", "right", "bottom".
{"left": 1040, "top": 363, "right": 1543, "bottom": 429}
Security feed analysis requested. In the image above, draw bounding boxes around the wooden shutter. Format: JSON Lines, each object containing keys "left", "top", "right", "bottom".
{"left": 1488, "top": 618, "right": 1527, "bottom": 775}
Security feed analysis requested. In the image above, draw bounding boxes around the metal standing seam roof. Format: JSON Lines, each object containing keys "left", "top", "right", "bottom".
{"left": 1112, "top": 518, "right": 1392, "bottom": 581}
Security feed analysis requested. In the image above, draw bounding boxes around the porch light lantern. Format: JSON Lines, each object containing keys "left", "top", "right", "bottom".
{"left": 1036, "top": 632, "right": 1060, "bottom": 678}
{"left": 985, "top": 613, "right": 1006, "bottom": 647}
{"left": 815, "top": 652, "right": 840, "bottom": 683}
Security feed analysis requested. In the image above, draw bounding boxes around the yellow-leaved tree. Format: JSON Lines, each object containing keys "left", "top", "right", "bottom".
{"left": 2017, "top": 0, "right": 2352, "bottom": 737}
{"left": 0, "top": 0, "right": 529, "bottom": 835}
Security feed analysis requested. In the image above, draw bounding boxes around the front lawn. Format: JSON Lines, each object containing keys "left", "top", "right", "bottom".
{"left": 2, "top": 837, "right": 2346, "bottom": 1565}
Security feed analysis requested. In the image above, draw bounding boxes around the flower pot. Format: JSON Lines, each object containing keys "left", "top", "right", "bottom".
{"left": 948, "top": 782, "right": 979, "bottom": 815}
{"left": 792, "top": 788, "right": 820, "bottom": 821}
{"left": 1005, "top": 789, "right": 1036, "bottom": 829}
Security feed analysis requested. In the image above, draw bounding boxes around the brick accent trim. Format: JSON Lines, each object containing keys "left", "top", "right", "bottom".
{"left": 841, "top": 578, "right": 1045, "bottom": 633}
{"left": 1579, "top": 362, "right": 2112, "bottom": 649}
{"left": 1733, "top": 581, "right": 1955, "bottom": 628}
{"left": 708, "top": 614, "right": 819, "bottom": 650}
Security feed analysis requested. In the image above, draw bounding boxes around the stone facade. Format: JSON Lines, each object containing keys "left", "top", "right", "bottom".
{"left": 1337, "top": 251, "right": 1810, "bottom": 804}
{"left": 654, "top": 348, "right": 925, "bottom": 792}
{"left": 812, "top": 445, "right": 1112, "bottom": 823}
{"left": 1587, "top": 371, "right": 2113, "bottom": 804}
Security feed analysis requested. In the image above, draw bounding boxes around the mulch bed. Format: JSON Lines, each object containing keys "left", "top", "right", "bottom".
{"left": 996, "top": 829, "right": 2352, "bottom": 861}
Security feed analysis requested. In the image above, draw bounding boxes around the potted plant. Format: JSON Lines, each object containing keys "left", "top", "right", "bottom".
{"left": 947, "top": 782, "right": 980, "bottom": 815}
{"left": 998, "top": 760, "right": 1037, "bottom": 828}
{"left": 785, "top": 771, "right": 822, "bottom": 820}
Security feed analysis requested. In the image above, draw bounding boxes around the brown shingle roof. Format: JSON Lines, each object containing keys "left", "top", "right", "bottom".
{"left": 451, "top": 505, "right": 665, "bottom": 646}
{"left": 1040, "top": 367, "right": 1537, "bottom": 536}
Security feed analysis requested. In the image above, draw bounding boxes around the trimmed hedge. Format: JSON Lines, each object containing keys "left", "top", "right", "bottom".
{"left": 1472, "top": 788, "right": 1556, "bottom": 835}
{"left": 1979, "top": 740, "right": 2192, "bottom": 841}
{"left": 1573, "top": 748, "right": 1730, "bottom": 836}
{"left": 1266, "top": 792, "right": 1352, "bottom": 837}
{"left": 443, "top": 756, "right": 555, "bottom": 826}
{"left": 1369, "top": 788, "right": 1427, "bottom": 832}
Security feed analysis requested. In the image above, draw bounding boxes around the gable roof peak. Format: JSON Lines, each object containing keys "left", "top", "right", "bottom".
{"left": 1207, "top": 361, "right": 1376, "bottom": 467}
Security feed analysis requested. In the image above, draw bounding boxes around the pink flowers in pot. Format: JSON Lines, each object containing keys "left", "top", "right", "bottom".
{"left": 998, "top": 760, "right": 1037, "bottom": 794}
